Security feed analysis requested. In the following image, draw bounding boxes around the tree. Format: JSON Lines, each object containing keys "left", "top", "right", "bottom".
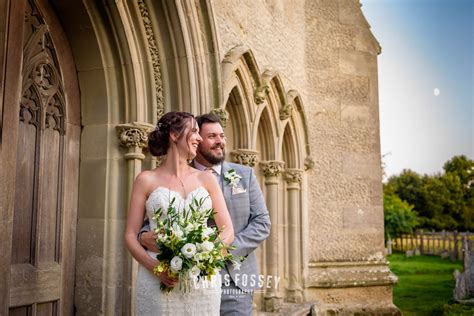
{"left": 443, "top": 155, "right": 474, "bottom": 189}
{"left": 385, "top": 169, "right": 425, "bottom": 209}
{"left": 384, "top": 193, "right": 419, "bottom": 241}
{"left": 385, "top": 169, "right": 429, "bottom": 218}
{"left": 385, "top": 156, "right": 474, "bottom": 232}
{"left": 420, "top": 174, "right": 463, "bottom": 230}
{"left": 443, "top": 155, "right": 474, "bottom": 230}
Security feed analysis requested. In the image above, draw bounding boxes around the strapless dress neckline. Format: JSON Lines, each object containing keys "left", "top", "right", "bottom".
{"left": 147, "top": 186, "right": 208, "bottom": 202}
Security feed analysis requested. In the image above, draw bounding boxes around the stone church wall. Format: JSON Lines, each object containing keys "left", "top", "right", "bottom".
{"left": 212, "top": 0, "right": 395, "bottom": 312}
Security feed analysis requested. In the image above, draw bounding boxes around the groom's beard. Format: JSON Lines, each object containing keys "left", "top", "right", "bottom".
{"left": 198, "top": 144, "right": 225, "bottom": 165}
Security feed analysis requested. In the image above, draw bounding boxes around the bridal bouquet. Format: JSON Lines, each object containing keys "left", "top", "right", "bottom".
{"left": 152, "top": 196, "right": 238, "bottom": 292}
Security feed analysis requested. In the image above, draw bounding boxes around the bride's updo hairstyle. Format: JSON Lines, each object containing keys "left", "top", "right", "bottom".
{"left": 148, "top": 111, "right": 195, "bottom": 156}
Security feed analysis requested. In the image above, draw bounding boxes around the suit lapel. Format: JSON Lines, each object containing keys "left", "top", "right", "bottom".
{"left": 220, "top": 162, "right": 232, "bottom": 200}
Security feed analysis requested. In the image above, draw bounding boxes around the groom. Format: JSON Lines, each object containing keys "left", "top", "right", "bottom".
{"left": 140, "top": 113, "right": 271, "bottom": 315}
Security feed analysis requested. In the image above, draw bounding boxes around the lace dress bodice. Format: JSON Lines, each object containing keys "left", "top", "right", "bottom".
{"left": 145, "top": 186, "right": 213, "bottom": 231}
{"left": 135, "top": 186, "right": 221, "bottom": 316}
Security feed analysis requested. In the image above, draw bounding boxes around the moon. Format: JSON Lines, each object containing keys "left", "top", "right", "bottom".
{"left": 434, "top": 88, "right": 440, "bottom": 96}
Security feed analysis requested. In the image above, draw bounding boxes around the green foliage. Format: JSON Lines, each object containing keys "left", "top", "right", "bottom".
{"left": 385, "top": 169, "right": 426, "bottom": 210}
{"left": 443, "top": 155, "right": 474, "bottom": 188}
{"left": 431, "top": 303, "right": 474, "bottom": 316}
{"left": 388, "top": 253, "right": 465, "bottom": 315}
{"left": 385, "top": 155, "right": 474, "bottom": 231}
{"left": 443, "top": 155, "right": 474, "bottom": 230}
{"left": 384, "top": 194, "right": 419, "bottom": 240}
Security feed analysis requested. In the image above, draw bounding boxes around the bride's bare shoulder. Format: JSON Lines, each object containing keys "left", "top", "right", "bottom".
{"left": 135, "top": 169, "right": 160, "bottom": 188}
{"left": 195, "top": 168, "right": 218, "bottom": 188}
{"left": 137, "top": 169, "right": 157, "bottom": 179}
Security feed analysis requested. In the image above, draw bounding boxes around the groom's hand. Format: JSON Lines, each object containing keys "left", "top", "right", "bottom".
{"left": 158, "top": 272, "right": 178, "bottom": 287}
{"left": 139, "top": 231, "right": 159, "bottom": 252}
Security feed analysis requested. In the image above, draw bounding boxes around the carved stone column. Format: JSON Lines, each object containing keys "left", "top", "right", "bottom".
{"left": 117, "top": 122, "right": 154, "bottom": 179}
{"left": 260, "top": 160, "right": 285, "bottom": 312}
{"left": 284, "top": 168, "right": 304, "bottom": 302}
{"left": 211, "top": 107, "right": 229, "bottom": 127}
{"left": 230, "top": 149, "right": 259, "bottom": 167}
{"left": 116, "top": 122, "right": 154, "bottom": 315}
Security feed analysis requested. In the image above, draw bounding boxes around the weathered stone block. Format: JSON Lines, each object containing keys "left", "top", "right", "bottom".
{"left": 343, "top": 206, "right": 383, "bottom": 230}
{"left": 342, "top": 152, "right": 382, "bottom": 180}
{"left": 78, "top": 159, "right": 107, "bottom": 219}
{"left": 339, "top": 50, "right": 377, "bottom": 77}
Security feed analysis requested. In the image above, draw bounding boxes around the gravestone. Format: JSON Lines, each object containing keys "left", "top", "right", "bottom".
{"left": 386, "top": 239, "right": 392, "bottom": 255}
{"left": 454, "top": 238, "right": 474, "bottom": 301}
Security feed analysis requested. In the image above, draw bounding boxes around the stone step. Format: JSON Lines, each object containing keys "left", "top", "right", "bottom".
{"left": 256, "top": 301, "right": 315, "bottom": 316}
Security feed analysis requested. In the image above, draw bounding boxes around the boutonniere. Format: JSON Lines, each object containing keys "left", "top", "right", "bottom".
{"left": 223, "top": 169, "right": 242, "bottom": 187}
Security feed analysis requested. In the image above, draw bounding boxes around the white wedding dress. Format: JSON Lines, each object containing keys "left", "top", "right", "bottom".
{"left": 135, "top": 186, "right": 222, "bottom": 315}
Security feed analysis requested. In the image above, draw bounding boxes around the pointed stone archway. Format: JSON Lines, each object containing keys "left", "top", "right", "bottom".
{"left": 218, "top": 46, "right": 312, "bottom": 311}
{"left": 45, "top": 1, "right": 223, "bottom": 314}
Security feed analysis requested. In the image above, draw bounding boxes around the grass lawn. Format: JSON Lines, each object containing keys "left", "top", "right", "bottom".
{"left": 387, "top": 253, "right": 474, "bottom": 315}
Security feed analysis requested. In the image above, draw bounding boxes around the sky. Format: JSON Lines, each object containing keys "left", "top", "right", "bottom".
{"left": 360, "top": 0, "right": 473, "bottom": 179}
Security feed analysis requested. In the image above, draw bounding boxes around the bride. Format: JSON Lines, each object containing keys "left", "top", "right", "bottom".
{"left": 124, "top": 111, "right": 234, "bottom": 315}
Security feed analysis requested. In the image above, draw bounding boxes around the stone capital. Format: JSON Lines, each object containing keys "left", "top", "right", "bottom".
{"left": 260, "top": 161, "right": 285, "bottom": 178}
{"left": 230, "top": 149, "right": 259, "bottom": 167}
{"left": 284, "top": 168, "right": 303, "bottom": 183}
{"left": 210, "top": 108, "right": 229, "bottom": 127}
{"left": 116, "top": 122, "right": 155, "bottom": 149}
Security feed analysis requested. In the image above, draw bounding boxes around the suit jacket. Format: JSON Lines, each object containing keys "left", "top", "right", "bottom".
{"left": 214, "top": 161, "right": 271, "bottom": 291}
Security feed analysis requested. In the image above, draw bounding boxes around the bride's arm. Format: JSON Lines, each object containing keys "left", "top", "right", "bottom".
{"left": 203, "top": 172, "right": 235, "bottom": 245}
{"left": 124, "top": 172, "right": 158, "bottom": 271}
{"left": 124, "top": 172, "right": 178, "bottom": 287}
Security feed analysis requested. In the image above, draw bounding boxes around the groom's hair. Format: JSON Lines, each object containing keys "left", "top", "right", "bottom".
{"left": 195, "top": 113, "right": 221, "bottom": 129}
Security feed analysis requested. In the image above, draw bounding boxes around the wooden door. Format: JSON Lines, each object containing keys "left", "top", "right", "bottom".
{"left": 1, "top": 0, "right": 80, "bottom": 314}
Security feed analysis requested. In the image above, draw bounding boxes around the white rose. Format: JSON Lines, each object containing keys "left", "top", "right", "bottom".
{"left": 201, "top": 241, "right": 214, "bottom": 252}
{"left": 189, "top": 265, "right": 201, "bottom": 278}
{"left": 181, "top": 243, "right": 197, "bottom": 258}
{"left": 170, "top": 256, "right": 183, "bottom": 272}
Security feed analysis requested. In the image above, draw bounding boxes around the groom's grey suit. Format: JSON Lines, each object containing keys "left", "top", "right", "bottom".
{"left": 197, "top": 161, "right": 271, "bottom": 315}
{"left": 219, "top": 162, "right": 270, "bottom": 283}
